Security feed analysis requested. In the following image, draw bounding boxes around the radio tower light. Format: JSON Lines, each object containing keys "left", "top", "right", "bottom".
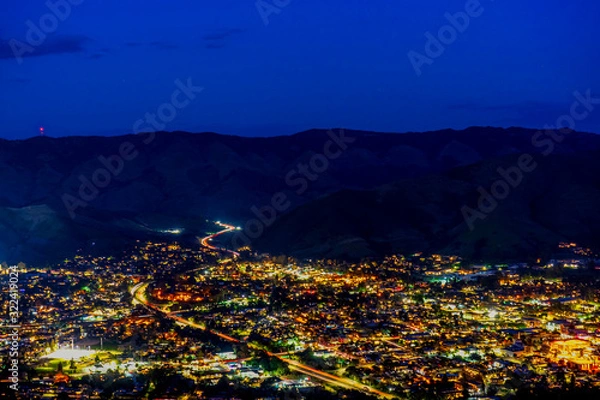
{"left": 39, "top": 127, "right": 45, "bottom": 136}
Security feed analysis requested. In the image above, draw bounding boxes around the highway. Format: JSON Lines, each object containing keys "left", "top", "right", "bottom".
{"left": 199, "top": 221, "right": 240, "bottom": 257}
{"left": 131, "top": 221, "right": 395, "bottom": 398}
{"left": 284, "top": 358, "right": 395, "bottom": 398}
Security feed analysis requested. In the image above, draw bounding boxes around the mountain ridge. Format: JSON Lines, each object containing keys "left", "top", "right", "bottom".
{"left": 0, "top": 126, "right": 598, "bottom": 264}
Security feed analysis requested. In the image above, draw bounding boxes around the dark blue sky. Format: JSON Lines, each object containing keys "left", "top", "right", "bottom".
{"left": 1, "top": 0, "right": 600, "bottom": 139}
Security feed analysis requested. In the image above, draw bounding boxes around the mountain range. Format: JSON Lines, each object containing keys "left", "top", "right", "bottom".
{"left": 1, "top": 126, "right": 599, "bottom": 264}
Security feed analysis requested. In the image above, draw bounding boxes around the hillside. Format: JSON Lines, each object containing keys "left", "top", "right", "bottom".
{"left": 0, "top": 127, "right": 598, "bottom": 264}
{"left": 255, "top": 151, "right": 600, "bottom": 262}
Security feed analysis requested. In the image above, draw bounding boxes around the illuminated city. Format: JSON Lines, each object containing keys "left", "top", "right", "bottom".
{"left": 2, "top": 1, "right": 600, "bottom": 399}
{"left": 1, "top": 222, "right": 599, "bottom": 399}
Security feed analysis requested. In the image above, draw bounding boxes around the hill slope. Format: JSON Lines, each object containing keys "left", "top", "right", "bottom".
{"left": 254, "top": 151, "right": 600, "bottom": 262}
{"left": 0, "top": 127, "right": 598, "bottom": 263}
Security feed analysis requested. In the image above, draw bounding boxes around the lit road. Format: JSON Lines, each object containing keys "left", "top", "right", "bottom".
{"left": 284, "top": 358, "right": 395, "bottom": 398}
{"left": 199, "top": 221, "right": 240, "bottom": 257}
{"left": 130, "top": 221, "right": 394, "bottom": 398}
{"left": 131, "top": 281, "right": 393, "bottom": 398}
{"left": 131, "top": 281, "right": 239, "bottom": 343}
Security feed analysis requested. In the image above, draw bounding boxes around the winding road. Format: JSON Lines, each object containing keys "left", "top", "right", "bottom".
{"left": 199, "top": 221, "right": 240, "bottom": 257}
{"left": 131, "top": 221, "right": 394, "bottom": 399}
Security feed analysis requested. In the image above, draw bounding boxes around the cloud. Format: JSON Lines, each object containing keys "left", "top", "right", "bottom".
{"left": 202, "top": 28, "right": 244, "bottom": 41}
{"left": 124, "top": 41, "right": 179, "bottom": 50}
{"left": 148, "top": 41, "right": 179, "bottom": 50}
{"left": 202, "top": 28, "right": 244, "bottom": 49}
{"left": 5, "top": 77, "right": 31, "bottom": 84}
{"left": 0, "top": 35, "right": 91, "bottom": 61}
{"left": 205, "top": 42, "right": 225, "bottom": 49}
{"left": 123, "top": 29, "right": 242, "bottom": 52}
{"left": 86, "top": 47, "right": 111, "bottom": 60}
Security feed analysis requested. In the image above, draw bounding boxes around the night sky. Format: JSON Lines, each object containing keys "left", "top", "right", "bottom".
{"left": 1, "top": 0, "right": 600, "bottom": 139}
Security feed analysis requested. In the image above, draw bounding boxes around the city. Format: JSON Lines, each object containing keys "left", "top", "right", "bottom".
{"left": 2, "top": 1, "right": 599, "bottom": 399}
{"left": 2, "top": 222, "right": 599, "bottom": 399}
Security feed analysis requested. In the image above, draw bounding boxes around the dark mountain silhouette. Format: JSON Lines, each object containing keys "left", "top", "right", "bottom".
{"left": 255, "top": 151, "right": 600, "bottom": 262}
{"left": 0, "top": 126, "right": 598, "bottom": 264}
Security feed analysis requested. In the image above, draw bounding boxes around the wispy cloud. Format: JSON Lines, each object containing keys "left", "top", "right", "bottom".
{"left": 0, "top": 35, "right": 91, "bottom": 61}
{"left": 86, "top": 47, "right": 111, "bottom": 60}
{"left": 202, "top": 28, "right": 244, "bottom": 49}
{"left": 123, "top": 29, "right": 242, "bottom": 52}
{"left": 149, "top": 41, "right": 179, "bottom": 50}
{"left": 202, "top": 28, "right": 244, "bottom": 41}
{"left": 5, "top": 77, "right": 31, "bottom": 84}
{"left": 205, "top": 42, "right": 225, "bottom": 50}
{"left": 125, "top": 41, "right": 179, "bottom": 50}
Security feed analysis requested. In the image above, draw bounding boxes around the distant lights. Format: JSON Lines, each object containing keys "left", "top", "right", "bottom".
{"left": 162, "top": 228, "right": 182, "bottom": 234}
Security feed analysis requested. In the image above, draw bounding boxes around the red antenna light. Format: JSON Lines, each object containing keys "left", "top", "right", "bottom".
{"left": 39, "top": 127, "right": 45, "bottom": 136}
